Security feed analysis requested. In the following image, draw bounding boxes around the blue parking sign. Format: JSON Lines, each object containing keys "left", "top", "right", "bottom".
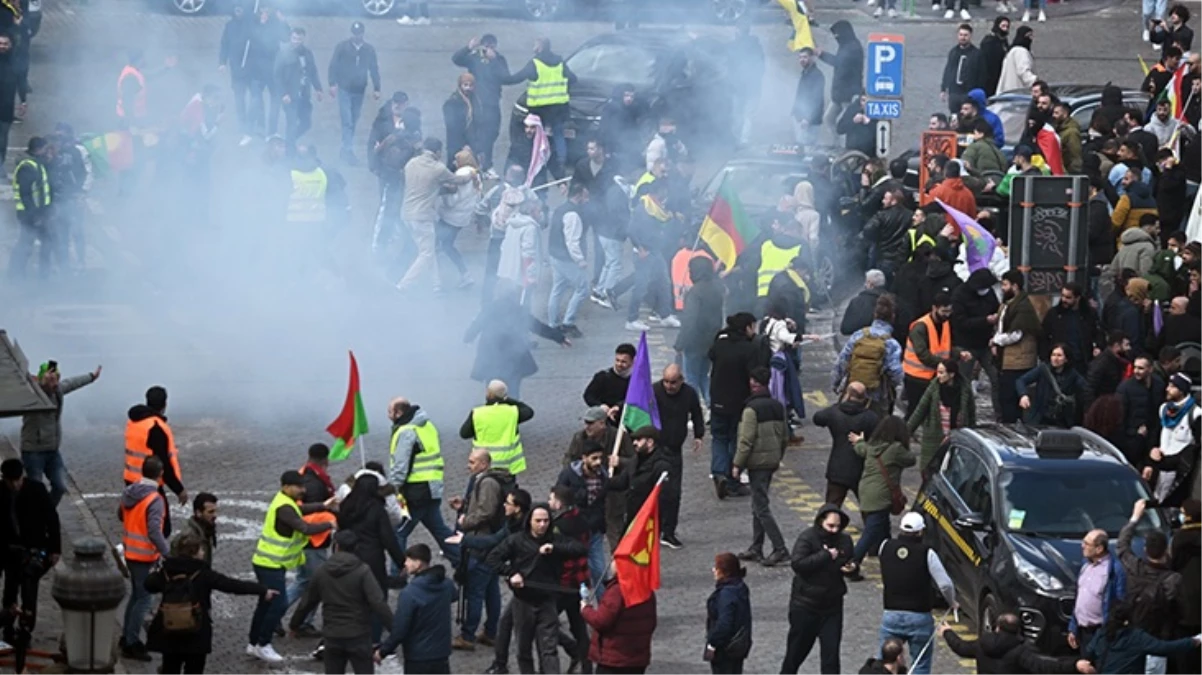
{"left": 866, "top": 33, "right": 905, "bottom": 98}
{"left": 865, "top": 100, "right": 902, "bottom": 119}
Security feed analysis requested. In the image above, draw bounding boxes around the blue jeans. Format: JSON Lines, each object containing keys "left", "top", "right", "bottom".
{"left": 548, "top": 256, "right": 589, "bottom": 326}
{"left": 21, "top": 450, "right": 68, "bottom": 507}
{"left": 596, "top": 236, "right": 625, "bottom": 292}
{"left": 710, "top": 414, "right": 739, "bottom": 489}
{"left": 1142, "top": 0, "right": 1166, "bottom": 24}
{"left": 853, "top": 509, "right": 893, "bottom": 564}
{"left": 681, "top": 351, "right": 710, "bottom": 407}
{"left": 462, "top": 557, "right": 501, "bottom": 642}
{"left": 285, "top": 546, "right": 329, "bottom": 628}
{"left": 628, "top": 252, "right": 672, "bottom": 322}
{"left": 1026, "top": 0, "right": 1047, "bottom": 8}
{"left": 587, "top": 531, "right": 607, "bottom": 592}
{"left": 396, "top": 499, "right": 461, "bottom": 563}
{"left": 122, "top": 560, "right": 154, "bottom": 646}
{"left": 249, "top": 565, "right": 289, "bottom": 646}
{"left": 337, "top": 88, "right": 365, "bottom": 154}
{"left": 880, "top": 610, "right": 936, "bottom": 675}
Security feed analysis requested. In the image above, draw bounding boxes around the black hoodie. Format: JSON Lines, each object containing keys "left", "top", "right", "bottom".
{"left": 943, "top": 628, "right": 1081, "bottom": 674}
{"left": 941, "top": 41, "right": 985, "bottom": 99}
{"left": 951, "top": 269, "right": 1001, "bottom": 350}
{"left": 290, "top": 550, "right": 393, "bottom": 640}
{"left": 821, "top": 21, "right": 864, "bottom": 104}
{"left": 217, "top": 4, "right": 254, "bottom": 81}
{"left": 675, "top": 258, "right": 725, "bottom": 354}
{"left": 485, "top": 504, "right": 589, "bottom": 602}
{"left": 788, "top": 504, "right": 853, "bottom": 611}
{"left": 127, "top": 404, "right": 185, "bottom": 495}
{"left": 979, "top": 18, "right": 1010, "bottom": 96}
{"left": 813, "top": 400, "right": 880, "bottom": 488}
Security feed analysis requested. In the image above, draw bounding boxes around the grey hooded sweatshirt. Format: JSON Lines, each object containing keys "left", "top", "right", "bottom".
{"left": 120, "top": 480, "right": 170, "bottom": 558}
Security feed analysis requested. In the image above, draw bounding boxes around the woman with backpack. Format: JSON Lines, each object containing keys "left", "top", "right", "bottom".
{"left": 144, "top": 533, "right": 273, "bottom": 673}
{"left": 1015, "top": 344, "right": 1088, "bottom": 428}
{"left": 843, "top": 416, "right": 916, "bottom": 581}
{"left": 705, "top": 552, "right": 752, "bottom": 674}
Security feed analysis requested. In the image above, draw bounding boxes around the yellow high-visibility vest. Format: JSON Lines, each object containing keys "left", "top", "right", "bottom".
{"left": 288, "top": 168, "right": 328, "bottom": 223}
{"left": 13, "top": 159, "right": 50, "bottom": 212}
{"left": 472, "top": 404, "right": 526, "bottom": 475}
{"left": 391, "top": 422, "right": 445, "bottom": 484}
{"left": 757, "top": 240, "right": 801, "bottom": 297}
{"left": 527, "top": 59, "right": 569, "bottom": 107}
{"left": 907, "top": 229, "right": 937, "bottom": 261}
{"left": 251, "top": 491, "right": 307, "bottom": 570}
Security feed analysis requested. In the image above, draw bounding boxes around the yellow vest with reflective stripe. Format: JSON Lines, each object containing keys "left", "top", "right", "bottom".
{"left": 252, "top": 491, "right": 307, "bottom": 570}
{"left": 472, "top": 404, "right": 525, "bottom": 475}
{"left": 391, "top": 421, "right": 444, "bottom": 484}
{"left": 757, "top": 240, "right": 801, "bottom": 297}
{"left": 907, "top": 229, "right": 937, "bottom": 261}
{"left": 288, "top": 168, "right": 328, "bottom": 223}
{"left": 527, "top": 59, "right": 569, "bottom": 107}
{"left": 13, "top": 159, "right": 50, "bottom": 212}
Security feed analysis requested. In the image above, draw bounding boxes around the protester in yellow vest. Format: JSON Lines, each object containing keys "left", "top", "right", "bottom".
{"left": 386, "top": 397, "right": 461, "bottom": 561}
{"left": 756, "top": 216, "right": 804, "bottom": 298}
{"left": 503, "top": 37, "right": 577, "bottom": 171}
{"left": 459, "top": 379, "right": 534, "bottom": 475}
{"left": 247, "top": 470, "right": 334, "bottom": 664}
{"left": 287, "top": 147, "right": 329, "bottom": 225}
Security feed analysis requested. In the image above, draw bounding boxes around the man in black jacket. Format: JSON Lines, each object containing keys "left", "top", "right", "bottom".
{"left": 583, "top": 343, "right": 635, "bottom": 426}
{"left": 1041, "top": 283, "right": 1099, "bottom": 374}
{"left": 1116, "top": 357, "right": 1166, "bottom": 466}
{"left": 1084, "top": 331, "right": 1131, "bottom": 411}
{"left": 611, "top": 426, "right": 673, "bottom": 529}
{"left": 327, "top": 21, "right": 381, "bottom": 165}
{"left": 792, "top": 47, "right": 825, "bottom": 147}
{"left": 979, "top": 17, "right": 1010, "bottom": 96}
{"left": 860, "top": 190, "right": 912, "bottom": 283}
{"left": 709, "top": 313, "right": 765, "bottom": 499}
{"left": 1118, "top": 499, "right": 1186, "bottom": 674}
{"left": 940, "top": 613, "right": 1087, "bottom": 674}
{"left": 218, "top": 1, "right": 255, "bottom": 143}
{"left": 813, "top": 384, "right": 880, "bottom": 507}
{"left": 652, "top": 365, "right": 704, "bottom": 548}
{"left": 817, "top": 21, "right": 864, "bottom": 135}
{"left": 452, "top": 34, "right": 511, "bottom": 172}
{"left": 940, "top": 24, "right": 985, "bottom": 115}
{"left": 781, "top": 504, "right": 854, "bottom": 674}
{"left": 0, "top": 458, "right": 60, "bottom": 642}
{"left": 273, "top": 26, "right": 323, "bottom": 147}
{"left": 952, "top": 269, "right": 1001, "bottom": 410}
{"left": 245, "top": 2, "right": 290, "bottom": 138}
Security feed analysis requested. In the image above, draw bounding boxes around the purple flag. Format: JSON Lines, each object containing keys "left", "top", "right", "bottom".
{"left": 1153, "top": 301, "right": 1164, "bottom": 336}
{"left": 620, "top": 332, "right": 661, "bottom": 431}
{"left": 935, "top": 198, "right": 997, "bottom": 273}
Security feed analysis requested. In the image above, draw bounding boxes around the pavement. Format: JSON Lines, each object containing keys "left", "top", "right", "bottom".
{"left": 0, "top": 0, "right": 1151, "bottom": 673}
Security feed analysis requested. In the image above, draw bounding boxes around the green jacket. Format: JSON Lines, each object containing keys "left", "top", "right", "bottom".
{"left": 906, "top": 376, "right": 977, "bottom": 470}
{"left": 1056, "top": 117, "right": 1084, "bottom": 174}
{"left": 733, "top": 393, "right": 788, "bottom": 471}
{"left": 961, "top": 138, "right": 1008, "bottom": 175}
{"left": 853, "top": 440, "right": 916, "bottom": 513}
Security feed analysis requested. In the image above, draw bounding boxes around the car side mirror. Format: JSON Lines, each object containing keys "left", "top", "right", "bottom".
{"left": 954, "top": 513, "right": 989, "bottom": 531}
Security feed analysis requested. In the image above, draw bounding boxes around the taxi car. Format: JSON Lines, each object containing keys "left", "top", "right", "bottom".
{"left": 914, "top": 425, "right": 1169, "bottom": 654}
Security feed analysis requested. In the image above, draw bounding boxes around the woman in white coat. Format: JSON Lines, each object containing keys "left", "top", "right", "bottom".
{"left": 997, "top": 26, "right": 1038, "bottom": 93}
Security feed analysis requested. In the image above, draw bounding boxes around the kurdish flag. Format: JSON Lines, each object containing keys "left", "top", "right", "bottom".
{"left": 776, "top": 0, "right": 815, "bottom": 52}
{"left": 327, "top": 351, "right": 369, "bottom": 461}
{"left": 620, "top": 332, "right": 661, "bottom": 432}
{"left": 613, "top": 479, "right": 664, "bottom": 607}
{"left": 936, "top": 198, "right": 996, "bottom": 274}
{"left": 81, "top": 131, "right": 135, "bottom": 177}
{"left": 1157, "top": 61, "right": 1189, "bottom": 120}
{"left": 698, "top": 177, "right": 756, "bottom": 270}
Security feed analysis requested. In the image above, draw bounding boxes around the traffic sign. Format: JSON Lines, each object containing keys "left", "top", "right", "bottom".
{"left": 865, "top": 99, "right": 902, "bottom": 119}
{"left": 866, "top": 33, "right": 905, "bottom": 98}
{"left": 876, "top": 120, "right": 891, "bottom": 159}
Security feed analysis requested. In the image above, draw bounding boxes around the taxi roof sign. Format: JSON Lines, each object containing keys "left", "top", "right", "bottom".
{"left": 769, "top": 143, "right": 803, "bottom": 156}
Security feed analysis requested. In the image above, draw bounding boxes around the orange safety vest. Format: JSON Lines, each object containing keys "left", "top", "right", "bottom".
{"left": 671, "top": 249, "right": 715, "bottom": 311}
{"left": 303, "top": 511, "right": 338, "bottom": 548}
{"left": 123, "top": 416, "right": 183, "bottom": 486}
{"left": 121, "top": 491, "right": 164, "bottom": 563}
{"left": 116, "top": 65, "right": 147, "bottom": 119}
{"left": 902, "top": 313, "right": 952, "bottom": 381}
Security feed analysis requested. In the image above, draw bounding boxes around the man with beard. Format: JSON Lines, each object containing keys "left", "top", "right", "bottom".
{"left": 1084, "top": 332, "right": 1131, "bottom": 411}
{"left": 940, "top": 24, "right": 985, "bottom": 115}
{"left": 1052, "top": 102, "right": 1084, "bottom": 174}
{"left": 709, "top": 313, "right": 765, "bottom": 499}
{"left": 1040, "top": 282, "right": 1098, "bottom": 374}
{"left": 860, "top": 190, "right": 912, "bottom": 283}
{"left": 780, "top": 504, "right": 854, "bottom": 674}
{"left": 19, "top": 361, "right": 100, "bottom": 506}
{"left": 1144, "top": 374, "right": 1200, "bottom": 507}
{"left": 1116, "top": 356, "right": 1166, "bottom": 467}
{"left": 583, "top": 343, "right": 636, "bottom": 426}
{"left": 979, "top": 16, "right": 1010, "bottom": 96}
{"left": 903, "top": 294, "right": 971, "bottom": 413}
{"left": 176, "top": 492, "right": 218, "bottom": 565}
{"left": 951, "top": 269, "right": 1000, "bottom": 403}
{"left": 991, "top": 272, "right": 1044, "bottom": 423}
{"left": 453, "top": 34, "right": 511, "bottom": 173}
{"left": 792, "top": 47, "right": 825, "bottom": 148}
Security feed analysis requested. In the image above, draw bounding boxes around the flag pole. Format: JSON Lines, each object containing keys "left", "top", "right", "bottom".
{"left": 610, "top": 403, "right": 628, "bottom": 460}
{"left": 357, "top": 433, "right": 367, "bottom": 469}
{"left": 587, "top": 471, "right": 670, "bottom": 603}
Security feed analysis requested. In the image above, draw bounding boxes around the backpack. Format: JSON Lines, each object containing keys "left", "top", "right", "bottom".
{"left": 157, "top": 571, "right": 202, "bottom": 634}
{"left": 482, "top": 472, "right": 519, "bottom": 533}
{"left": 848, "top": 334, "right": 888, "bottom": 390}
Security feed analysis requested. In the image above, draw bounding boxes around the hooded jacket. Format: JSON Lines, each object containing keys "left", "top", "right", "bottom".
{"left": 291, "top": 550, "right": 392, "bottom": 641}
{"left": 928, "top": 177, "right": 978, "bottom": 232}
{"left": 979, "top": 20, "right": 1010, "bottom": 95}
{"left": 1109, "top": 228, "right": 1157, "bottom": 278}
{"left": 821, "top": 21, "right": 864, "bottom": 104}
{"left": 997, "top": 28, "right": 1036, "bottom": 94}
{"left": 583, "top": 577, "right": 657, "bottom": 669}
{"left": 387, "top": 407, "right": 443, "bottom": 501}
{"left": 965, "top": 89, "right": 1006, "bottom": 147}
{"left": 498, "top": 212, "right": 540, "bottom": 288}
{"left": 952, "top": 269, "right": 1001, "bottom": 350}
{"left": 706, "top": 576, "right": 751, "bottom": 657}
{"left": 120, "top": 480, "right": 170, "bottom": 558}
{"left": 451, "top": 44, "right": 511, "bottom": 110}
{"left": 1098, "top": 85, "right": 1128, "bottom": 127}
{"left": 379, "top": 565, "right": 455, "bottom": 662}
{"left": 611, "top": 446, "right": 673, "bottom": 524}
{"left": 145, "top": 554, "right": 266, "bottom": 655}
{"left": 918, "top": 258, "right": 963, "bottom": 314}
{"left": 1111, "top": 182, "right": 1158, "bottom": 233}
{"left": 676, "top": 258, "right": 725, "bottom": 354}
{"left": 788, "top": 504, "right": 854, "bottom": 611}
{"left": 813, "top": 400, "right": 880, "bottom": 488}
{"left": 19, "top": 372, "right": 96, "bottom": 453}
{"left": 708, "top": 328, "right": 769, "bottom": 416}
{"left": 484, "top": 507, "right": 589, "bottom": 602}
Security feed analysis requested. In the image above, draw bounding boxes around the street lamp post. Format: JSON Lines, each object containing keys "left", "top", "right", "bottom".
{"left": 51, "top": 538, "right": 127, "bottom": 674}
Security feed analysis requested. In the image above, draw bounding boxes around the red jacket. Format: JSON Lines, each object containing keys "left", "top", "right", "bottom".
{"left": 928, "top": 178, "right": 978, "bottom": 235}
{"left": 582, "top": 579, "right": 657, "bottom": 669}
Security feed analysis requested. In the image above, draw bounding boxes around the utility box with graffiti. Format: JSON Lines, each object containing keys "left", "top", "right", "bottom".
{"left": 1007, "top": 175, "right": 1090, "bottom": 295}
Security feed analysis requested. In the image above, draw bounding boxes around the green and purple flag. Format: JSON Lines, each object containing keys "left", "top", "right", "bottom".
{"left": 620, "top": 332, "right": 661, "bottom": 431}
{"left": 936, "top": 198, "right": 997, "bottom": 274}
{"left": 327, "top": 351, "right": 369, "bottom": 461}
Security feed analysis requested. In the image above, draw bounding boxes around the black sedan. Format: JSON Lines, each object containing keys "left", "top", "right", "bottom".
{"left": 987, "top": 83, "right": 1150, "bottom": 154}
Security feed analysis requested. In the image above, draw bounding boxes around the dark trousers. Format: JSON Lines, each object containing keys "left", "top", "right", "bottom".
{"left": 0, "top": 120, "right": 11, "bottom": 168}
{"left": 247, "top": 77, "right": 281, "bottom": 136}
{"left": 7, "top": 220, "right": 53, "bottom": 280}
{"left": 780, "top": 605, "right": 843, "bottom": 674}
{"left": 852, "top": 509, "right": 892, "bottom": 564}
{"left": 482, "top": 237, "right": 504, "bottom": 303}
{"left": 749, "top": 469, "right": 787, "bottom": 554}
{"left": 1, "top": 550, "right": 43, "bottom": 636}
{"left": 998, "top": 369, "right": 1023, "bottom": 423}
{"left": 492, "top": 599, "right": 515, "bottom": 666}
{"left": 557, "top": 594, "right": 591, "bottom": 673}
{"left": 513, "top": 595, "right": 561, "bottom": 674}
{"left": 476, "top": 106, "right": 502, "bottom": 171}
{"left": 824, "top": 481, "right": 857, "bottom": 509}
{"left": 661, "top": 450, "right": 683, "bottom": 537}
{"left": 284, "top": 96, "right": 314, "bottom": 146}
{"left": 323, "top": 635, "right": 375, "bottom": 674}
{"left": 435, "top": 220, "right": 468, "bottom": 276}
{"left": 249, "top": 565, "right": 288, "bottom": 646}
{"left": 903, "top": 375, "right": 931, "bottom": 416}
{"left": 405, "top": 659, "right": 451, "bottom": 674}
{"left": 160, "top": 654, "right": 207, "bottom": 673}
{"left": 462, "top": 556, "right": 501, "bottom": 642}
{"left": 395, "top": 499, "right": 460, "bottom": 562}
{"left": 1076, "top": 625, "right": 1100, "bottom": 657}
{"left": 230, "top": 76, "right": 251, "bottom": 135}
{"left": 711, "top": 659, "right": 744, "bottom": 674}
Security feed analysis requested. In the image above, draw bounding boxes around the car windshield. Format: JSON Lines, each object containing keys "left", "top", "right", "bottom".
{"left": 999, "top": 467, "right": 1164, "bottom": 538}
{"left": 988, "top": 100, "right": 1031, "bottom": 149}
{"left": 566, "top": 43, "right": 656, "bottom": 90}
{"left": 703, "top": 164, "right": 807, "bottom": 212}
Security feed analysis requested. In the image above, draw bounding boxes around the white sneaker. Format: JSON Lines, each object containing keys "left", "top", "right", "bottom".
{"left": 257, "top": 645, "right": 285, "bottom": 663}
{"left": 238, "top": 135, "right": 253, "bottom": 147}
{"left": 1021, "top": 9, "right": 1030, "bottom": 20}
{"left": 1142, "top": 29, "right": 1150, "bottom": 42}
{"left": 246, "top": 644, "right": 259, "bottom": 657}
{"left": 1037, "top": 9, "right": 1046, "bottom": 20}
{"left": 888, "top": 7, "right": 897, "bottom": 16}
{"left": 944, "top": 8, "right": 954, "bottom": 18}
{"left": 867, "top": 0, "right": 876, "bottom": 5}
{"left": 960, "top": 8, "right": 971, "bottom": 19}
{"left": 932, "top": 2, "right": 941, "bottom": 10}
{"left": 626, "top": 320, "right": 650, "bottom": 332}
{"left": 660, "top": 315, "right": 681, "bottom": 328}
{"left": 396, "top": 15, "right": 414, "bottom": 24}
{"left": 415, "top": 17, "right": 431, "bottom": 25}
{"left": 874, "top": 6, "right": 883, "bottom": 16}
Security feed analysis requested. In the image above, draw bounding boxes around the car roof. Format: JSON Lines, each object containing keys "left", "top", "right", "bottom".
{"left": 990, "top": 83, "right": 1146, "bottom": 103}
{"left": 574, "top": 30, "right": 710, "bottom": 53}
{"left": 952, "top": 424, "right": 1130, "bottom": 468}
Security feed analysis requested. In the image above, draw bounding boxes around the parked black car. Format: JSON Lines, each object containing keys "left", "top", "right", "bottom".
{"left": 914, "top": 425, "right": 1169, "bottom": 655}
{"left": 987, "top": 84, "right": 1150, "bottom": 155}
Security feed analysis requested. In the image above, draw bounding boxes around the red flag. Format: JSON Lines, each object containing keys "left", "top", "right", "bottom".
{"left": 1034, "top": 124, "right": 1064, "bottom": 176}
{"left": 613, "top": 481, "right": 663, "bottom": 607}
{"left": 326, "top": 351, "right": 369, "bottom": 461}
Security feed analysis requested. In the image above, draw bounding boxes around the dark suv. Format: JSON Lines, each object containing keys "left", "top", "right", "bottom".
{"left": 914, "top": 425, "right": 1168, "bottom": 654}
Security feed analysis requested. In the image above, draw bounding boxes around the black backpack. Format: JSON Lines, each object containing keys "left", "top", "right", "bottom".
{"left": 157, "top": 571, "right": 202, "bottom": 634}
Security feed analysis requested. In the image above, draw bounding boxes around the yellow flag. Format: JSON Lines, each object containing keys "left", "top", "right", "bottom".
{"left": 1138, "top": 53, "right": 1150, "bottom": 77}
{"left": 775, "top": 0, "right": 815, "bottom": 52}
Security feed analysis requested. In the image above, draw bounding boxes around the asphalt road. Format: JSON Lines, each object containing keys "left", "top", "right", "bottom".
{"left": 0, "top": 0, "right": 1152, "bottom": 672}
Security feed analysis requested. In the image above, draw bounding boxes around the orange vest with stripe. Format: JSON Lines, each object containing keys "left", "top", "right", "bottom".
{"left": 902, "top": 313, "right": 951, "bottom": 381}
{"left": 297, "top": 464, "right": 337, "bottom": 547}
{"left": 124, "top": 416, "right": 182, "bottom": 486}
{"left": 122, "top": 491, "right": 164, "bottom": 563}
{"left": 116, "top": 65, "right": 147, "bottom": 119}
{"left": 671, "top": 249, "right": 714, "bottom": 311}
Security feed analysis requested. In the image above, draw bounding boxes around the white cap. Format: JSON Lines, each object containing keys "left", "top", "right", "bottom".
{"left": 900, "top": 512, "right": 925, "bottom": 533}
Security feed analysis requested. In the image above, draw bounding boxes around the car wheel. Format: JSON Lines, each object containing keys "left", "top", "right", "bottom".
{"left": 171, "top": 0, "right": 209, "bottom": 15}
{"left": 362, "top": 0, "right": 397, "bottom": 16}
{"left": 712, "top": 0, "right": 748, "bottom": 23}
{"left": 520, "top": 0, "right": 563, "bottom": 20}
{"left": 979, "top": 592, "right": 1000, "bottom": 634}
